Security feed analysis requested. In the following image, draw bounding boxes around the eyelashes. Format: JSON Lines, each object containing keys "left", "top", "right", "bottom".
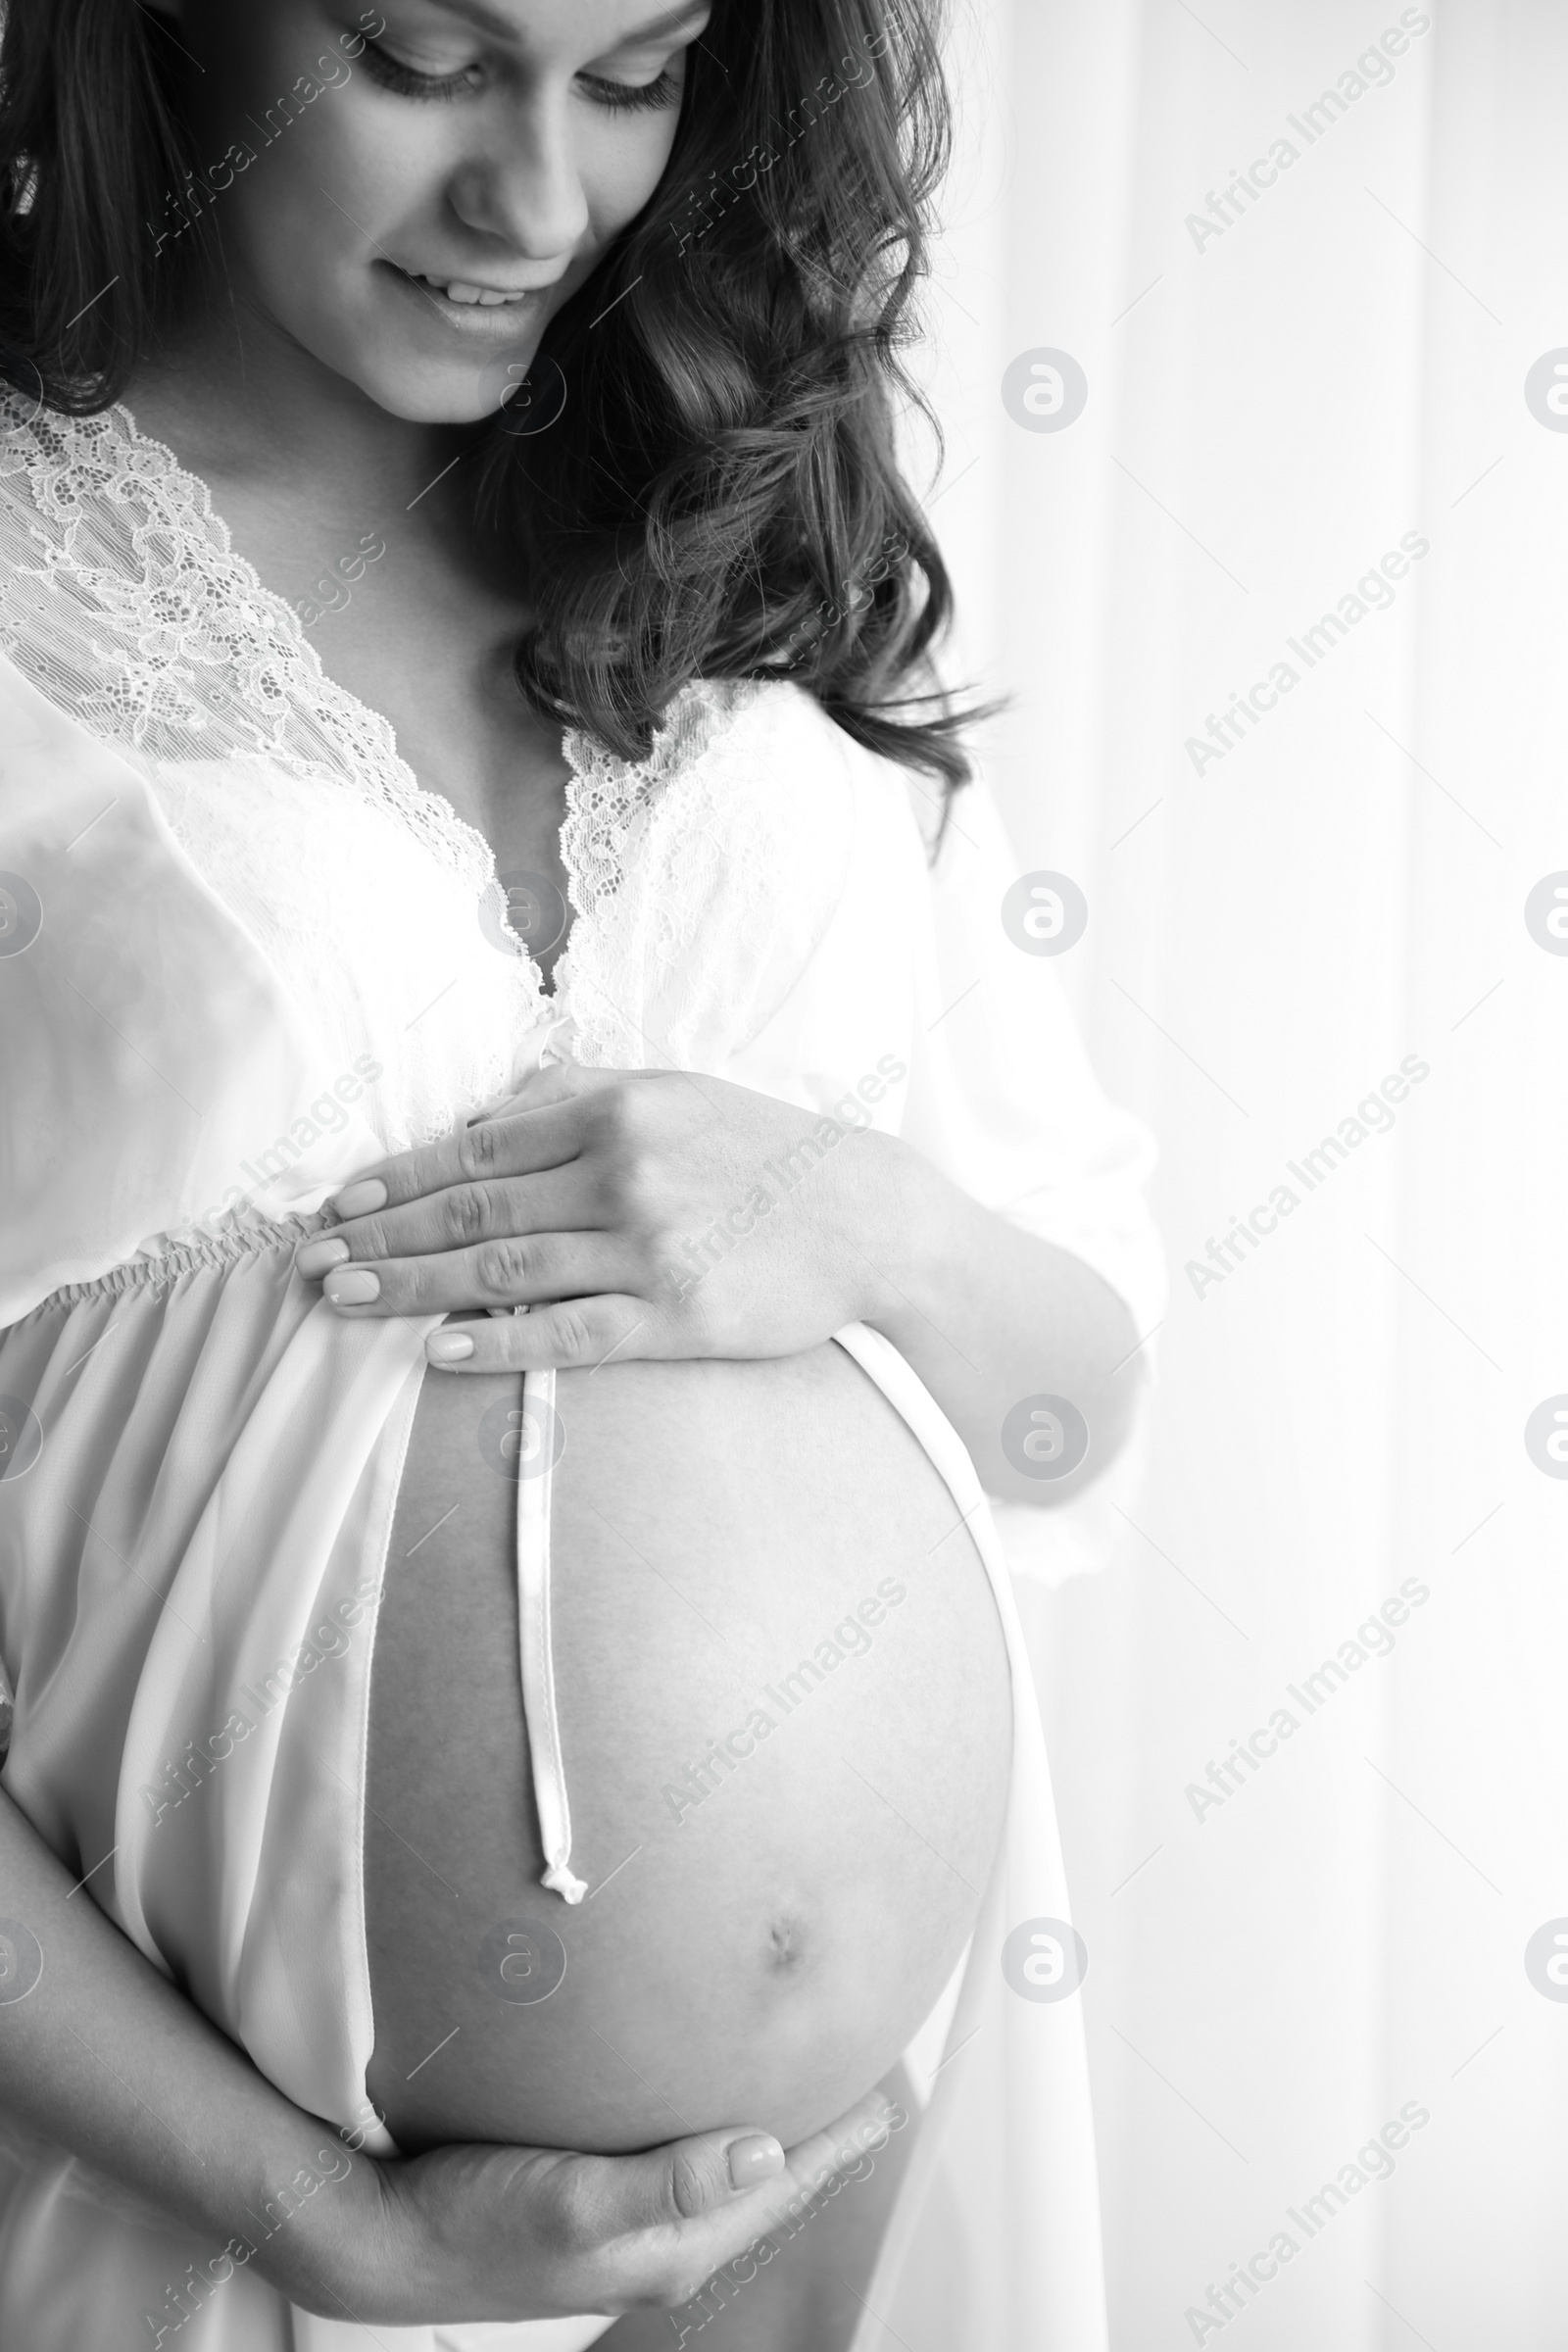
{"left": 359, "top": 37, "right": 683, "bottom": 115}
{"left": 358, "top": 37, "right": 472, "bottom": 100}
{"left": 579, "top": 67, "right": 683, "bottom": 115}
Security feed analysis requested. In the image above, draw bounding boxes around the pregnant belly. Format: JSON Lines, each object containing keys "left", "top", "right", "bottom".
{"left": 363, "top": 1342, "right": 1011, "bottom": 2157}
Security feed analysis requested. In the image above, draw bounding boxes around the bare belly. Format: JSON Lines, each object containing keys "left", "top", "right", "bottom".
{"left": 363, "top": 1343, "right": 1011, "bottom": 2156}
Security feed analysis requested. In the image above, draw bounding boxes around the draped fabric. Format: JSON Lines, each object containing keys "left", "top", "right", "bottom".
{"left": 929, "top": 3, "right": 1565, "bottom": 2340}
{"left": 0, "top": 392, "right": 1164, "bottom": 2346}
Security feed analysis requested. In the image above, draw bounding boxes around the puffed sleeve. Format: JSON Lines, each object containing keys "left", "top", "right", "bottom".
{"left": 0, "top": 656, "right": 385, "bottom": 1325}
{"left": 897, "top": 769, "right": 1167, "bottom": 1586}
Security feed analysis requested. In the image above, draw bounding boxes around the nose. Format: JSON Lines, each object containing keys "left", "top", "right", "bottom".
{"left": 446, "top": 87, "right": 590, "bottom": 264}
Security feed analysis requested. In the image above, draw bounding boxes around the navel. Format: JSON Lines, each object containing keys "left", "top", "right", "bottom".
{"left": 765, "top": 1913, "right": 810, "bottom": 1976}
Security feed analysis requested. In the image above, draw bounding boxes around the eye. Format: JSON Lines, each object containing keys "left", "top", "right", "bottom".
{"left": 577, "top": 67, "right": 684, "bottom": 115}
{"left": 360, "top": 35, "right": 480, "bottom": 101}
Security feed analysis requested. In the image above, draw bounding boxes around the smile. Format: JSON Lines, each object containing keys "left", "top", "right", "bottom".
{"left": 408, "top": 273, "right": 539, "bottom": 308}
{"left": 381, "top": 263, "right": 553, "bottom": 343}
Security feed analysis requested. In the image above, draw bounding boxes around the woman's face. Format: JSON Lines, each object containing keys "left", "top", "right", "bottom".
{"left": 164, "top": 0, "right": 711, "bottom": 421}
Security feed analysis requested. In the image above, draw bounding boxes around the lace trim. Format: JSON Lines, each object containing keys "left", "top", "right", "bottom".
{"left": 0, "top": 390, "right": 761, "bottom": 1062}
{"left": 555, "top": 673, "right": 760, "bottom": 1054}
{"left": 560, "top": 677, "right": 749, "bottom": 922}
{"left": 0, "top": 393, "right": 518, "bottom": 907}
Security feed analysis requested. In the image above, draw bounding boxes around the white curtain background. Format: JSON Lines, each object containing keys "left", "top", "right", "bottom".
{"left": 919, "top": 2, "right": 1568, "bottom": 2343}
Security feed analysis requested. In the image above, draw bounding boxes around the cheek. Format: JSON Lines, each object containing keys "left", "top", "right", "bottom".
{"left": 218, "top": 103, "right": 496, "bottom": 416}
{"left": 578, "top": 108, "right": 685, "bottom": 242}
{"left": 222, "top": 94, "right": 420, "bottom": 301}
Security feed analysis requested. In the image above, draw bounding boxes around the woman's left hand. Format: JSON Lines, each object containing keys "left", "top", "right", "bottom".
{"left": 293, "top": 1064, "right": 912, "bottom": 1372}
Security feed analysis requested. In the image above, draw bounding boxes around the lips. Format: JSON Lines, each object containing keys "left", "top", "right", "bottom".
{"left": 380, "top": 261, "right": 559, "bottom": 348}
{"left": 407, "top": 272, "right": 539, "bottom": 308}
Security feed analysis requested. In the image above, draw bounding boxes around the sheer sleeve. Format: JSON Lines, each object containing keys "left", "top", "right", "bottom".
{"left": 898, "top": 771, "right": 1167, "bottom": 1586}
{"left": 0, "top": 655, "right": 384, "bottom": 1326}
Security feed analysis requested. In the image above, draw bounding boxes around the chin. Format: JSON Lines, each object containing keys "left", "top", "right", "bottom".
{"left": 336, "top": 326, "right": 548, "bottom": 426}
{"left": 272, "top": 278, "right": 555, "bottom": 428}
{"left": 344, "top": 362, "right": 522, "bottom": 426}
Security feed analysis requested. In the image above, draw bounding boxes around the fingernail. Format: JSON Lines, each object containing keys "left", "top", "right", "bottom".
{"left": 332, "top": 1179, "right": 387, "bottom": 1218}
{"left": 426, "top": 1331, "right": 474, "bottom": 1363}
{"left": 726, "top": 2135, "right": 783, "bottom": 2191}
{"left": 295, "top": 1236, "right": 351, "bottom": 1279}
{"left": 325, "top": 1269, "right": 380, "bottom": 1306}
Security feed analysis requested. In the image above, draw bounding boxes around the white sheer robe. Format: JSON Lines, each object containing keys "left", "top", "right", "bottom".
{"left": 0, "top": 395, "right": 1164, "bottom": 2349}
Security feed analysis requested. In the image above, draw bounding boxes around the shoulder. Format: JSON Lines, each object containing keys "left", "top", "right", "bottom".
{"left": 682, "top": 674, "right": 937, "bottom": 874}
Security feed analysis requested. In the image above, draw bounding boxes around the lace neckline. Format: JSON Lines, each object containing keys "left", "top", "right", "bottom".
{"left": 0, "top": 387, "right": 756, "bottom": 1031}
{"left": 116, "top": 395, "right": 547, "bottom": 941}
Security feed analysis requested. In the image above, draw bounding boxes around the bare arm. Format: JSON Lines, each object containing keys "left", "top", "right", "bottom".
{"left": 0, "top": 1778, "right": 881, "bottom": 2328}
{"left": 858, "top": 1135, "right": 1145, "bottom": 1504}
{"left": 0, "top": 1776, "right": 368, "bottom": 2312}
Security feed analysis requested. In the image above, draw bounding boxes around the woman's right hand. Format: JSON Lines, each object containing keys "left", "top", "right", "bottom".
{"left": 300, "top": 2092, "right": 901, "bottom": 2328}
{"left": 0, "top": 1785, "right": 899, "bottom": 2339}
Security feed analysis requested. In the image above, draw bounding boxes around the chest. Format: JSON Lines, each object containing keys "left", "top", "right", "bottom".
{"left": 1, "top": 396, "right": 924, "bottom": 1171}
{"left": 308, "top": 589, "right": 575, "bottom": 982}
{"left": 206, "top": 477, "right": 577, "bottom": 977}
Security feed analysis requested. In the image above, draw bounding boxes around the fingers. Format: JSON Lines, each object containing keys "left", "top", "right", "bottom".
{"left": 307, "top": 1233, "right": 633, "bottom": 1321}
{"left": 592, "top": 2130, "right": 786, "bottom": 2242}
{"left": 584, "top": 2087, "right": 908, "bottom": 2313}
{"left": 545, "top": 2128, "right": 791, "bottom": 2317}
{"left": 323, "top": 1095, "right": 589, "bottom": 1222}
{"left": 296, "top": 1165, "right": 596, "bottom": 1279}
{"left": 422, "top": 1295, "right": 662, "bottom": 1372}
{"left": 773, "top": 2083, "right": 908, "bottom": 2202}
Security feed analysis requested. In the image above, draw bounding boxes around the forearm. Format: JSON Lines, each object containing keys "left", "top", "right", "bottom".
{"left": 0, "top": 1779, "right": 371, "bottom": 2311}
{"left": 856, "top": 1138, "right": 1146, "bottom": 1504}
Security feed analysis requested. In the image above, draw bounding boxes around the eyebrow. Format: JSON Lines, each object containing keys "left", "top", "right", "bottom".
{"left": 426, "top": 0, "right": 712, "bottom": 48}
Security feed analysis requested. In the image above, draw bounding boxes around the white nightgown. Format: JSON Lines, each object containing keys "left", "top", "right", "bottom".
{"left": 0, "top": 394, "right": 1165, "bottom": 2351}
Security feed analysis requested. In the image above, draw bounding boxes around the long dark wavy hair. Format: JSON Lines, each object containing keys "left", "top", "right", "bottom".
{"left": 0, "top": 0, "right": 1002, "bottom": 801}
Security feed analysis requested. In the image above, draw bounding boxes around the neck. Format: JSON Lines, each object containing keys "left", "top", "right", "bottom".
{"left": 127, "top": 288, "right": 467, "bottom": 518}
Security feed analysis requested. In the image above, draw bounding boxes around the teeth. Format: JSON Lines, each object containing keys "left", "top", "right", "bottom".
{"left": 415, "top": 273, "right": 531, "bottom": 308}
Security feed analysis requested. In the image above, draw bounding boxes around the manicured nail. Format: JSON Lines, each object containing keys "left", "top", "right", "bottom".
{"left": 325, "top": 1268, "right": 380, "bottom": 1306}
{"left": 332, "top": 1178, "right": 387, "bottom": 1218}
{"left": 295, "top": 1236, "right": 351, "bottom": 1279}
{"left": 725, "top": 2135, "right": 783, "bottom": 2191}
{"left": 425, "top": 1331, "right": 474, "bottom": 1364}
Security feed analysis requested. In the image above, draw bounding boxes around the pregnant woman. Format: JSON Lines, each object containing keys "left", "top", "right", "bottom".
{"left": 0, "top": 2, "right": 1164, "bottom": 2347}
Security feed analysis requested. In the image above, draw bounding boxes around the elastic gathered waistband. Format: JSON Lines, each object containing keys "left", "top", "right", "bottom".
{"left": 9, "top": 1212, "right": 326, "bottom": 1324}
